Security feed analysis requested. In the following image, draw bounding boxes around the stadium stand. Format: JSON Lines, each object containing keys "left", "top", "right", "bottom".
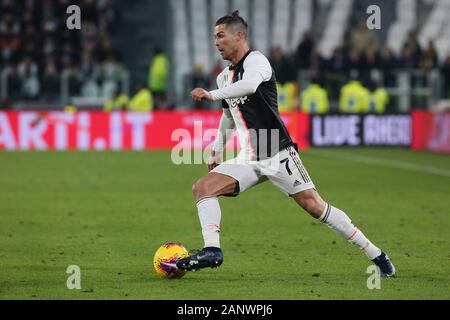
{"left": 319, "top": 0, "right": 354, "bottom": 58}
{"left": 1, "top": 0, "right": 449, "bottom": 112}
{"left": 0, "top": 0, "right": 127, "bottom": 109}
{"left": 386, "top": 0, "right": 417, "bottom": 56}
{"left": 419, "top": 0, "right": 450, "bottom": 63}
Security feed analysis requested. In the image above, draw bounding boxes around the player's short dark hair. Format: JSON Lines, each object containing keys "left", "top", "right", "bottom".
{"left": 215, "top": 10, "right": 248, "bottom": 36}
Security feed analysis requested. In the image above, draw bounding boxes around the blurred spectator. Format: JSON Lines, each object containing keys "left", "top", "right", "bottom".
{"left": 294, "top": 32, "right": 314, "bottom": 70}
{"left": 41, "top": 57, "right": 60, "bottom": 101}
{"left": 43, "top": 37, "right": 58, "bottom": 58}
{"left": 81, "top": 0, "right": 99, "bottom": 23}
{"left": 0, "top": 35, "right": 20, "bottom": 67}
{"left": 301, "top": 82, "right": 329, "bottom": 114}
{"left": 379, "top": 46, "right": 397, "bottom": 87}
{"left": 3, "top": 67, "right": 21, "bottom": 100}
{"left": 60, "top": 43, "right": 76, "bottom": 68}
{"left": 17, "top": 56, "right": 40, "bottom": 99}
{"left": 100, "top": 55, "right": 123, "bottom": 82}
{"left": 41, "top": 15, "right": 59, "bottom": 37}
{"left": 362, "top": 48, "right": 380, "bottom": 72}
{"left": 149, "top": 48, "right": 170, "bottom": 109}
{"left": 188, "top": 64, "right": 211, "bottom": 109}
{"left": 403, "top": 31, "right": 422, "bottom": 61}
{"left": 399, "top": 44, "right": 419, "bottom": 69}
{"left": 98, "top": 0, "right": 120, "bottom": 34}
{"left": 351, "top": 20, "right": 380, "bottom": 53}
{"left": 128, "top": 83, "right": 153, "bottom": 112}
{"left": 327, "top": 48, "right": 347, "bottom": 100}
{"left": 277, "top": 82, "right": 298, "bottom": 111}
{"left": 329, "top": 48, "right": 345, "bottom": 73}
{"left": 81, "top": 78, "right": 99, "bottom": 98}
{"left": 104, "top": 88, "right": 129, "bottom": 111}
{"left": 21, "top": 23, "right": 36, "bottom": 43}
{"left": 339, "top": 80, "right": 370, "bottom": 113}
{"left": 79, "top": 49, "right": 100, "bottom": 98}
{"left": 364, "top": 81, "right": 389, "bottom": 113}
{"left": 1, "top": 0, "right": 17, "bottom": 16}
{"left": 420, "top": 40, "right": 438, "bottom": 71}
{"left": 0, "top": 12, "right": 21, "bottom": 37}
{"left": 59, "top": 29, "right": 80, "bottom": 51}
{"left": 79, "top": 50, "right": 98, "bottom": 80}
{"left": 62, "top": 60, "right": 82, "bottom": 96}
{"left": 98, "top": 37, "right": 120, "bottom": 62}
{"left": 359, "top": 48, "right": 380, "bottom": 84}
{"left": 269, "top": 46, "right": 295, "bottom": 84}
{"left": 345, "top": 49, "right": 363, "bottom": 78}
{"left": 309, "top": 46, "right": 328, "bottom": 84}
{"left": 80, "top": 22, "right": 98, "bottom": 44}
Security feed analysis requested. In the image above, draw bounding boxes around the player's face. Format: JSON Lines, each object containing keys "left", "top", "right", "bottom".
{"left": 214, "top": 24, "right": 239, "bottom": 61}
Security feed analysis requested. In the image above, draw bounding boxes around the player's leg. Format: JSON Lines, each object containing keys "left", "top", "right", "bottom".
{"left": 178, "top": 161, "right": 263, "bottom": 271}
{"left": 177, "top": 172, "right": 237, "bottom": 271}
{"left": 191, "top": 172, "right": 239, "bottom": 249}
{"left": 292, "top": 189, "right": 382, "bottom": 256}
{"left": 192, "top": 172, "right": 239, "bottom": 201}
{"left": 292, "top": 189, "right": 395, "bottom": 277}
{"left": 264, "top": 146, "right": 395, "bottom": 277}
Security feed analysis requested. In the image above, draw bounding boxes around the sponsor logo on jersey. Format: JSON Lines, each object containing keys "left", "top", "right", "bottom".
{"left": 227, "top": 96, "right": 248, "bottom": 108}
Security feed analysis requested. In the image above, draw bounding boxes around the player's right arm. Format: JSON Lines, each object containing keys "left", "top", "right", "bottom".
{"left": 209, "top": 102, "right": 235, "bottom": 172}
{"left": 208, "top": 52, "right": 272, "bottom": 101}
{"left": 208, "top": 73, "right": 236, "bottom": 172}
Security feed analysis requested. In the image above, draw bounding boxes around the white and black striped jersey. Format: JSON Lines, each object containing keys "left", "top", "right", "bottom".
{"left": 213, "top": 50, "right": 296, "bottom": 160}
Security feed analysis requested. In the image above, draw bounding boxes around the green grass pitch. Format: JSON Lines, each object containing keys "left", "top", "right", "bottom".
{"left": 0, "top": 148, "right": 449, "bottom": 299}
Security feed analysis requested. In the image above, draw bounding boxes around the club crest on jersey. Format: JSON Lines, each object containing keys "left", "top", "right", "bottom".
{"left": 227, "top": 96, "right": 248, "bottom": 108}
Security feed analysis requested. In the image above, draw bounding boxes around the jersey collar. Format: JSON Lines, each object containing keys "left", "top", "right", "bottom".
{"left": 229, "top": 50, "right": 252, "bottom": 70}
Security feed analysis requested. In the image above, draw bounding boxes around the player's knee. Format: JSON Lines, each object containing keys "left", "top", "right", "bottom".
{"left": 192, "top": 178, "right": 212, "bottom": 199}
{"left": 192, "top": 182, "right": 198, "bottom": 196}
{"left": 192, "top": 180, "right": 202, "bottom": 198}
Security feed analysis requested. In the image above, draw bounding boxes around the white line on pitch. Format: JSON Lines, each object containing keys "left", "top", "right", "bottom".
{"left": 308, "top": 150, "right": 450, "bottom": 178}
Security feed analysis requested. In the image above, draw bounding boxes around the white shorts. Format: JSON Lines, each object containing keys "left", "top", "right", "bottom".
{"left": 211, "top": 146, "right": 316, "bottom": 196}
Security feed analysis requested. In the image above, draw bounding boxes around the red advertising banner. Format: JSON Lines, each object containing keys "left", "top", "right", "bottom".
{"left": 411, "top": 110, "right": 450, "bottom": 154}
{"left": 0, "top": 111, "right": 310, "bottom": 151}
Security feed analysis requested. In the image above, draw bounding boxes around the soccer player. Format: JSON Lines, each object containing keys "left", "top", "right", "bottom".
{"left": 176, "top": 11, "right": 395, "bottom": 277}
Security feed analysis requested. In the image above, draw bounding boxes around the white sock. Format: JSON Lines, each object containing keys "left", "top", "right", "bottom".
{"left": 196, "top": 197, "right": 221, "bottom": 248}
{"left": 319, "top": 203, "right": 382, "bottom": 260}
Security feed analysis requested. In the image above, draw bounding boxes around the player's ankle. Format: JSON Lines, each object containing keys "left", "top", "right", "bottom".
{"left": 204, "top": 246, "right": 221, "bottom": 251}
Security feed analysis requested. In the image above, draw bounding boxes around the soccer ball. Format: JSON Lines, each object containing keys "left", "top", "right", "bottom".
{"left": 153, "top": 242, "right": 189, "bottom": 279}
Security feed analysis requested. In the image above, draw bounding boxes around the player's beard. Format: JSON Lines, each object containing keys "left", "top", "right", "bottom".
{"left": 219, "top": 49, "right": 230, "bottom": 61}
{"left": 221, "top": 47, "right": 237, "bottom": 62}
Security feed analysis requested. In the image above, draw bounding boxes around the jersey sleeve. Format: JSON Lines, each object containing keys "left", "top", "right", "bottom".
{"left": 242, "top": 52, "right": 272, "bottom": 82}
{"left": 209, "top": 52, "right": 273, "bottom": 101}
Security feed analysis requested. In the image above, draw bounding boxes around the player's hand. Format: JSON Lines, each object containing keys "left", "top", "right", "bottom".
{"left": 191, "top": 88, "right": 213, "bottom": 102}
{"left": 207, "top": 151, "right": 221, "bottom": 172}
